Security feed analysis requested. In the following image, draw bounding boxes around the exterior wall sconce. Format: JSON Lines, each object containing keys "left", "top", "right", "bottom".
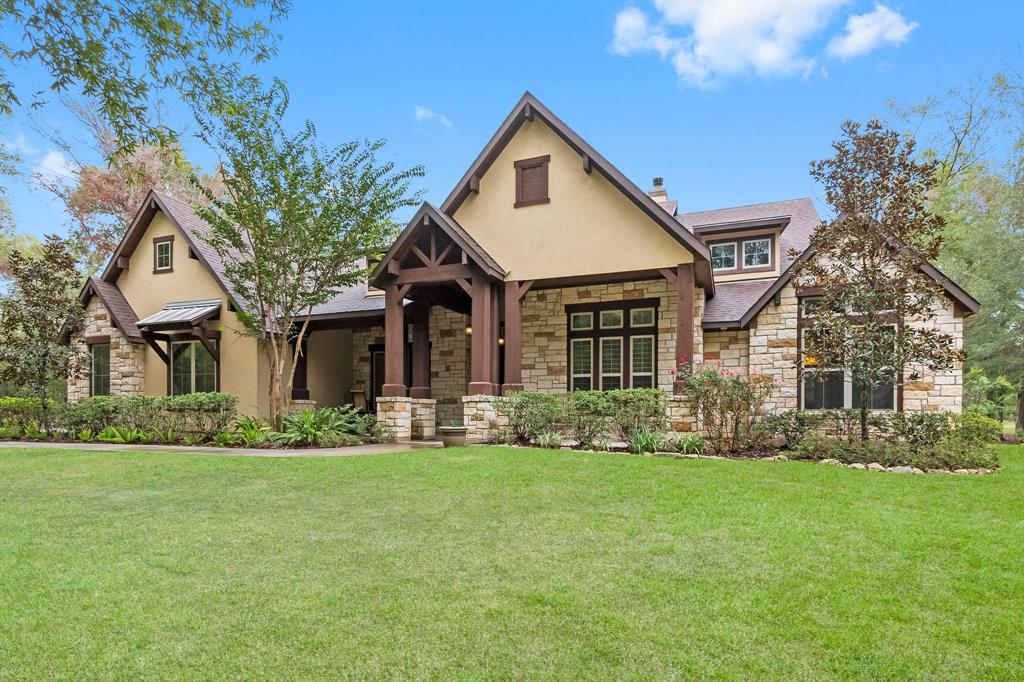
{"left": 464, "top": 325, "right": 473, "bottom": 336}
{"left": 498, "top": 337, "right": 505, "bottom": 346}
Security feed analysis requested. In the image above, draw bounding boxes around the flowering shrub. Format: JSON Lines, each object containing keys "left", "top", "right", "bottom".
{"left": 677, "top": 361, "right": 775, "bottom": 454}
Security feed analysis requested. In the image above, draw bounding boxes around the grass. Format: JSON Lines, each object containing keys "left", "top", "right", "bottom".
{"left": 1, "top": 445, "right": 1022, "bottom": 680}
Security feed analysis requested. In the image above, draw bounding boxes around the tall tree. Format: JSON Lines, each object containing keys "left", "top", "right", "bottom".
{"left": 0, "top": 0, "right": 289, "bottom": 158}
{"left": 794, "top": 120, "right": 964, "bottom": 440}
{"left": 193, "top": 80, "right": 424, "bottom": 426}
{"left": 32, "top": 100, "right": 222, "bottom": 271}
{"left": 0, "top": 235, "right": 86, "bottom": 432}
{"left": 892, "top": 68, "right": 1024, "bottom": 430}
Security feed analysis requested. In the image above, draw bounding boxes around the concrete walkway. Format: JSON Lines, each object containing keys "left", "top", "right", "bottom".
{"left": 0, "top": 439, "right": 443, "bottom": 458}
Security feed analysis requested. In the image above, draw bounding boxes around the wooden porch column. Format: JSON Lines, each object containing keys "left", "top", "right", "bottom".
{"left": 468, "top": 273, "right": 496, "bottom": 395}
{"left": 502, "top": 280, "right": 525, "bottom": 393}
{"left": 409, "top": 301, "right": 431, "bottom": 398}
{"left": 675, "top": 262, "right": 695, "bottom": 393}
{"left": 381, "top": 282, "right": 407, "bottom": 397}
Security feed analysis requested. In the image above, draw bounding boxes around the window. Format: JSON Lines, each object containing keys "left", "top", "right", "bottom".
{"left": 571, "top": 339, "right": 593, "bottom": 391}
{"left": 600, "top": 337, "right": 623, "bottom": 390}
{"left": 566, "top": 300, "right": 659, "bottom": 391}
{"left": 599, "top": 310, "right": 623, "bottom": 329}
{"left": 709, "top": 235, "right": 774, "bottom": 272}
{"left": 171, "top": 341, "right": 217, "bottom": 395}
{"left": 90, "top": 343, "right": 110, "bottom": 396}
{"left": 800, "top": 327, "right": 896, "bottom": 410}
{"left": 514, "top": 155, "right": 550, "bottom": 207}
{"left": 153, "top": 236, "right": 173, "bottom": 272}
{"left": 630, "top": 308, "right": 655, "bottom": 328}
{"left": 630, "top": 336, "right": 655, "bottom": 388}
{"left": 743, "top": 238, "right": 771, "bottom": 267}
{"left": 710, "top": 243, "right": 736, "bottom": 270}
{"left": 570, "top": 312, "right": 593, "bottom": 331}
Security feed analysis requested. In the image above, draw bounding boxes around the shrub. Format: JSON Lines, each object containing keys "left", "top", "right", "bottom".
{"left": 880, "top": 412, "right": 952, "bottom": 448}
{"left": 495, "top": 392, "right": 565, "bottom": 443}
{"left": 678, "top": 366, "right": 774, "bottom": 454}
{"left": 565, "top": 391, "right": 613, "bottom": 449}
{"left": 272, "top": 405, "right": 384, "bottom": 447}
{"left": 534, "top": 430, "right": 563, "bottom": 450}
{"left": 162, "top": 393, "right": 237, "bottom": 436}
{"left": 606, "top": 389, "right": 667, "bottom": 443}
{"left": 234, "top": 416, "right": 270, "bottom": 447}
{"left": 761, "top": 411, "right": 824, "bottom": 449}
{"left": 628, "top": 426, "right": 663, "bottom": 454}
{"left": 951, "top": 412, "right": 1002, "bottom": 445}
{"left": 670, "top": 433, "right": 707, "bottom": 455}
{"left": 57, "top": 393, "right": 236, "bottom": 439}
{"left": 0, "top": 397, "right": 50, "bottom": 429}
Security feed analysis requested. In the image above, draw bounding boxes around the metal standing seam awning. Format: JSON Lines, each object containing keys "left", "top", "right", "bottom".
{"left": 136, "top": 300, "right": 222, "bottom": 365}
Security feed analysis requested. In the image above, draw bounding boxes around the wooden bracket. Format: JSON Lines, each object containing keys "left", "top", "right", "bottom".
{"left": 581, "top": 154, "right": 592, "bottom": 175}
{"left": 524, "top": 103, "right": 534, "bottom": 121}
{"left": 517, "top": 280, "right": 534, "bottom": 300}
{"left": 142, "top": 331, "right": 170, "bottom": 365}
{"left": 194, "top": 324, "right": 220, "bottom": 363}
{"left": 658, "top": 268, "right": 678, "bottom": 286}
{"left": 456, "top": 279, "right": 473, "bottom": 296}
{"left": 469, "top": 174, "right": 480, "bottom": 193}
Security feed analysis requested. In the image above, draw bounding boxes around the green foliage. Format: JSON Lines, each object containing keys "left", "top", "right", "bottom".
{"left": 964, "top": 367, "right": 1017, "bottom": 422}
{"left": 58, "top": 393, "right": 236, "bottom": 439}
{"left": 233, "top": 416, "right": 270, "bottom": 447}
{"left": 679, "top": 367, "right": 774, "bottom": 453}
{"left": 534, "top": 430, "right": 563, "bottom": 450}
{"left": 951, "top": 412, "right": 1002, "bottom": 445}
{"left": 760, "top": 411, "right": 824, "bottom": 449}
{"left": 565, "top": 391, "right": 613, "bottom": 450}
{"left": 606, "top": 389, "right": 668, "bottom": 443}
{"left": 880, "top": 412, "right": 952, "bottom": 449}
{"left": 272, "top": 406, "right": 382, "bottom": 448}
{"left": 0, "top": 396, "right": 51, "bottom": 429}
{"left": 670, "top": 433, "right": 708, "bottom": 455}
{"left": 22, "top": 420, "right": 46, "bottom": 440}
{"left": 496, "top": 392, "right": 565, "bottom": 443}
{"left": 97, "top": 426, "right": 147, "bottom": 444}
{"left": 627, "top": 426, "right": 663, "bottom": 454}
{"left": 208, "top": 430, "right": 238, "bottom": 448}
{"left": 149, "top": 428, "right": 179, "bottom": 445}
{"left": 76, "top": 427, "right": 94, "bottom": 442}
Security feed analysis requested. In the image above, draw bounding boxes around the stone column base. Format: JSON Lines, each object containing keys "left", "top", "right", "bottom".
{"left": 376, "top": 396, "right": 413, "bottom": 442}
{"left": 410, "top": 398, "right": 437, "bottom": 440}
{"left": 462, "top": 395, "right": 509, "bottom": 444}
{"left": 667, "top": 395, "right": 698, "bottom": 434}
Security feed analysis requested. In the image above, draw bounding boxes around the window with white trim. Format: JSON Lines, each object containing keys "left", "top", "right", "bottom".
{"left": 743, "top": 238, "right": 771, "bottom": 267}
{"left": 710, "top": 242, "right": 736, "bottom": 270}
{"left": 599, "top": 310, "right": 623, "bottom": 329}
{"left": 171, "top": 341, "right": 217, "bottom": 395}
{"left": 801, "top": 327, "right": 896, "bottom": 410}
{"left": 630, "top": 335, "right": 655, "bottom": 389}
{"left": 570, "top": 339, "right": 593, "bottom": 391}
{"left": 600, "top": 337, "right": 623, "bottom": 390}
{"left": 630, "top": 307, "right": 655, "bottom": 328}
{"left": 570, "top": 312, "right": 593, "bottom": 331}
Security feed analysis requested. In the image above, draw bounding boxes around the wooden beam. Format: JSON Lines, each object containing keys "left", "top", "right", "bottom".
{"left": 469, "top": 174, "right": 480, "bottom": 194}
{"left": 193, "top": 325, "right": 220, "bottom": 362}
{"left": 675, "top": 263, "right": 694, "bottom": 392}
{"left": 658, "top": 268, "right": 678, "bottom": 286}
{"left": 502, "top": 281, "right": 524, "bottom": 393}
{"left": 468, "top": 275, "right": 496, "bottom": 395}
{"left": 386, "top": 260, "right": 401, "bottom": 276}
{"left": 142, "top": 331, "right": 170, "bottom": 365}
{"left": 517, "top": 280, "right": 534, "bottom": 301}
{"left": 381, "top": 283, "right": 406, "bottom": 397}
{"left": 455, "top": 278, "right": 472, "bottom": 296}
{"left": 435, "top": 241, "right": 455, "bottom": 266}
{"left": 116, "top": 255, "right": 130, "bottom": 270}
{"left": 410, "top": 244, "right": 431, "bottom": 267}
{"left": 582, "top": 154, "right": 592, "bottom": 175}
{"left": 396, "top": 263, "right": 473, "bottom": 285}
{"left": 409, "top": 302, "right": 431, "bottom": 398}
{"left": 524, "top": 103, "right": 534, "bottom": 121}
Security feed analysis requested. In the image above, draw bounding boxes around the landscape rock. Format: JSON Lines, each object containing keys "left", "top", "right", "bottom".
{"left": 820, "top": 458, "right": 841, "bottom": 466}
{"left": 849, "top": 463, "right": 867, "bottom": 470}
{"left": 891, "top": 466, "right": 916, "bottom": 474}
{"left": 867, "top": 462, "right": 886, "bottom": 471}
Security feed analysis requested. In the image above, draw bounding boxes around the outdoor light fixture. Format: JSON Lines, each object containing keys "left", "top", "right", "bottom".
{"left": 498, "top": 337, "right": 505, "bottom": 346}
{"left": 464, "top": 325, "right": 473, "bottom": 336}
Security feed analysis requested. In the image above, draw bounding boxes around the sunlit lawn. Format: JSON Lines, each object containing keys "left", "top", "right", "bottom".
{"left": 1, "top": 445, "right": 1021, "bottom": 680}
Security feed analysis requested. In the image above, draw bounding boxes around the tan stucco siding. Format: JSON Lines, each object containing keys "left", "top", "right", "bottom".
{"left": 703, "top": 227, "right": 783, "bottom": 283}
{"left": 453, "top": 120, "right": 694, "bottom": 280}
{"left": 114, "top": 210, "right": 262, "bottom": 415}
{"left": 307, "top": 328, "right": 353, "bottom": 407}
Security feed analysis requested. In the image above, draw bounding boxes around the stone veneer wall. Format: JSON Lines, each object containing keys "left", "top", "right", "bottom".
{"left": 702, "top": 329, "right": 749, "bottom": 373}
{"left": 747, "top": 283, "right": 800, "bottom": 413}
{"left": 463, "top": 395, "right": 508, "bottom": 444}
{"left": 67, "top": 297, "right": 146, "bottom": 400}
{"left": 903, "top": 298, "right": 964, "bottom": 412}
{"left": 520, "top": 278, "right": 704, "bottom": 393}
{"left": 352, "top": 306, "right": 469, "bottom": 426}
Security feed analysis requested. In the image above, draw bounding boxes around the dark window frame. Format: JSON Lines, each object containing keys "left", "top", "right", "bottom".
{"left": 514, "top": 154, "right": 550, "bottom": 208}
{"left": 707, "top": 233, "right": 775, "bottom": 274}
{"left": 565, "top": 298, "right": 659, "bottom": 391}
{"left": 153, "top": 235, "right": 174, "bottom": 273}
{"left": 86, "top": 336, "right": 111, "bottom": 396}
{"left": 169, "top": 339, "right": 218, "bottom": 395}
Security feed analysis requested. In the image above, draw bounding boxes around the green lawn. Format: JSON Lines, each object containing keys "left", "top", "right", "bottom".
{"left": 1, "top": 446, "right": 1022, "bottom": 680}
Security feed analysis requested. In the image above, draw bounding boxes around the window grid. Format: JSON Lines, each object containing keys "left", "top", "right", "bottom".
{"left": 171, "top": 341, "right": 217, "bottom": 395}
{"left": 800, "top": 327, "right": 896, "bottom": 411}
{"left": 91, "top": 343, "right": 110, "bottom": 396}
{"left": 630, "top": 335, "right": 655, "bottom": 389}
{"left": 570, "top": 338, "right": 593, "bottom": 392}
{"left": 600, "top": 337, "right": 623, "bottom": 391}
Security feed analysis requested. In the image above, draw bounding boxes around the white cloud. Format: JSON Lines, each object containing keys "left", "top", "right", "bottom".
{"left": 413, "top": 105, "right": 453, "bottom": 129}
{"left": 0, "top": 133, "right": 39, "bottom": 158}
{"left": 611, "top": 1, "right": 918, "bottom": 87}
{"left": 33, "top": 149, "right": 76, "bottom": 184}
{"left": 827, "top": 3, "right": 918, "bottom": 60}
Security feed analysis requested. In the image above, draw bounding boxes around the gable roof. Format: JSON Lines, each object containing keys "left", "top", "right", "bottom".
{"left": 440, "top": 91, "right": 714, "bottom": 291}
{"left": 80, "top": 276, "right": 143, "bottom": 342}
{"left": 369, "top": 202, "right": 506, "bottom": 287}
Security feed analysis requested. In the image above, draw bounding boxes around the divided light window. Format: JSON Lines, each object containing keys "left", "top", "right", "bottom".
{"left": 91, "top": 343, "right": 110, "bottom": 396}
{"left": 709, "top": 234, "right": 774, "bottom": 273}
{"left": 566, "top": 300, "right": 659, "bottom": 391}
{"left": 800, "top": 326, "right": 896, "bottom": 410}
{"left": 171, "top": 341, "right": 217, "bottom": 395}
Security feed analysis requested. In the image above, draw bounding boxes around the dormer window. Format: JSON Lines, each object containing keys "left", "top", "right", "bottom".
{"left": 153, "top": 236, "right": 174, "bottom": 273}
{"left": 709, "top": 234, "right": 774, "bottom": 273}
{"left": 365, "top": 256, "right": 384, "bottom": 296}
{"left": 514, "top": 155, "right": 550, "bottom": 208}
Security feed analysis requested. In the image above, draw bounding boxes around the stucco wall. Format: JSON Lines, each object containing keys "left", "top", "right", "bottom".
{"left": 520, "top": 278, "right": 704, "bottom": 394}
{"left": 307, "top": 328, "right": 353, "bottom": 407}
{"left": 68, "top": 297, "right": 146, "bottom": 400}
{"left": 452, "top": 119, "right": 694, "bottom": 281}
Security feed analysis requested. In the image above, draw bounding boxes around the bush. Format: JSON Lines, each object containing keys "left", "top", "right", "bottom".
{"left": 56, "top": 393, "right": 236, "bottom": 439}
{"left": 627, "top": 426, "right": 663, "bottom": 454}
{"left": 565, "top": 391, "right": 613, "bottom": 449}
{"left": 880, "top": 412, "right": 952, "bottom": 449}
{"left": 951, "top": 412, "right": 1002, "bottom": 445}
{"left": 606, "top": 389, "right": 667, "bottom": 443}
{"left": 495, "top": 392, "right": 565, "bottom": 443}
{"left": 761, "top": 411, "right": 824, "bottom": 449}
{"left": 678, "top": 367, "right": 774, "bottom": 454}
{"left": 271, "top": 405, "right": 385, "bottom": 447}
{"left": 669, "top": 433, "right": 707, "bottom": 455}
{"left": 0, "top": 397, "right": 50, "bottom": 430}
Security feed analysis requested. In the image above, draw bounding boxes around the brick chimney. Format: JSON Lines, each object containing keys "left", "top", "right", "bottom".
{"left": 648, "top": 177, "right": 668, "bottom": 203}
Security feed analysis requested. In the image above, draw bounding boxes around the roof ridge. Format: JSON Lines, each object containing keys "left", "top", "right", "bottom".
{"left": 680, "top": 196, "right": 814, "bottom": 216}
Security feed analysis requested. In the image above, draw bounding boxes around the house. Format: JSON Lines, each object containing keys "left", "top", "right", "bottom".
{"left": 68, "top": 92, "right": 979, "bottom": 441}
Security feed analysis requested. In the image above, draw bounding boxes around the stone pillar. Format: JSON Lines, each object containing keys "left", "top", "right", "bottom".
{"left": 674, "top": 262, "right": 695, "bottom": 395}
{"left": 410, "top": 398, "right": 437, "bottom": 440}
{"left": 376, "top": 396, "right": 413, "bottom": 442}
{"left": 382, "top": 283, "right": 407, "bottom": 397}
{"left": 462, "top": 395, "right": 508, "bottom": 444}
{"left": 469, "top": 273, "right": 496, "bottom": 395}
{"left": 409, "top": 302, "right": 431, "bottom": 398}
{"left": 667, "top": 394, "right": 699, "bottom": 435}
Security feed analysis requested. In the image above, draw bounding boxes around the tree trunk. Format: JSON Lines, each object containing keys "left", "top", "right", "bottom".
{"left": 859, "top": 385, "right": 871, "bottom": 442}
{"left": 1016, "top": 385, "right": 1024, "bottom": 434}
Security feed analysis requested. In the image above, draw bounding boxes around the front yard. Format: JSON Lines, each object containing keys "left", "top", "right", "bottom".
{"left": 1, "top": 445, "right": 1021, "bottom": 679}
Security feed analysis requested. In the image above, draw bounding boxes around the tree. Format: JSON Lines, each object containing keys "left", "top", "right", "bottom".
{"left": 32, "top": 99, "right": 222, "bottom": 272}
{"left": 0, "top": 235, "right": 86, "bottom": 432}
{"left": 0, "top": 0, "right": 288, "bottom": 159}
{"left": 892, "top": 68, "right": 1024, "bottom": 431}
{"left": 794, "top": 120, "right": 964, "bottom": 440}
{"left": 193, "top": 81, "right": 424, "bottom": 427}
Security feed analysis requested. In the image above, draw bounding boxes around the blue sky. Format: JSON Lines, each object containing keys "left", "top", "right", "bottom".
{"left": 2, "top": 0, "right": 1022, "bottom": 238}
